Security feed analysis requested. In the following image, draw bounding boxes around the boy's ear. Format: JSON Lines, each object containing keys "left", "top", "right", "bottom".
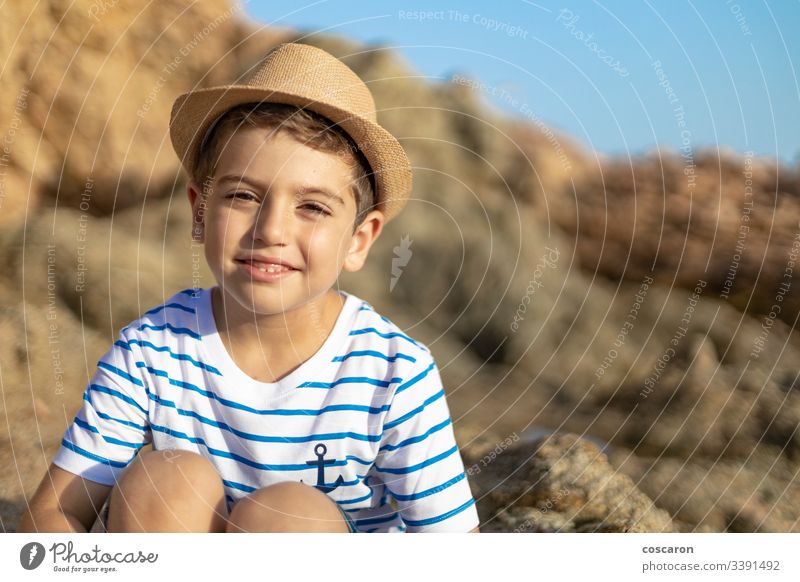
{"left": 187, "top": 179, "right": 207, "bottom": 243}
{"left": 342, "top": 210, "right": 385, "bottom": 272}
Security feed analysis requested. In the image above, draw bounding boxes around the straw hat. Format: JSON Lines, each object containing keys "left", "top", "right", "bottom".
{"left": 169, "top": 42, "right": 412, "bottom": 222}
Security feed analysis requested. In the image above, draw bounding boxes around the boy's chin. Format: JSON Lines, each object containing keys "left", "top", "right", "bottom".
{"left": 222, "top": 286, "right": 333, "bottom": 315}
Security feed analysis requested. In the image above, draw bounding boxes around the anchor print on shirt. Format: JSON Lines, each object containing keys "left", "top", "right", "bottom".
{"left": 300, "top": 443, "right": 345, "bottom": 493}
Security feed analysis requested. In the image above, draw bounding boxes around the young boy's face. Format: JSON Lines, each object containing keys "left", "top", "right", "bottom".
{"left": 188, "top": 127, "right": 384, "bottom": 318}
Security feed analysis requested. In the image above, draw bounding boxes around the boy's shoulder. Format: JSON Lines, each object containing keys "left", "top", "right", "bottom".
{"left": 343, "top": 291, "right": 433, "bottom": 364}
{"left": 118, "top": 288, "right": 207, "bottom": 341}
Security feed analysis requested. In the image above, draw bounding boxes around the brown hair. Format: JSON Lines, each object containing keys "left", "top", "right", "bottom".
{"left": 193, "top": 102, "right": 376, "bottom": 229}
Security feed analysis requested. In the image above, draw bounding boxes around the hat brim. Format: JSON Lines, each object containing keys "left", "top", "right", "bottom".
{"left": 170, "top": 86, "right": 412, "bottom": 222}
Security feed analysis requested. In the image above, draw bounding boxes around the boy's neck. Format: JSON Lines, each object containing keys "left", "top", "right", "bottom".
{"left": 210, "top": 287, "right": 345, "bottom": 382}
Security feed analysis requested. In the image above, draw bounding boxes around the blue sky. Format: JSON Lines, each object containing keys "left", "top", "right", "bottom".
{"left": 242, "top": 1, "right": 799, "bottom": 163}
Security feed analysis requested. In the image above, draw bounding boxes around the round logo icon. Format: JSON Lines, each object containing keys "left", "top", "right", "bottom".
{"left": 20, "top": 542, "right": 46, "bottom": 570}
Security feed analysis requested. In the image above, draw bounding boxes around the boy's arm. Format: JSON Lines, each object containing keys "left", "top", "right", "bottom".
{"left": 21, "top": 324, "right": 153, "bottom": 533}
{"left": 376, "top": 353, "right": 481, "bottom": 532}
{"left": 18, "top": 464, "right": 111, "bottom": 533}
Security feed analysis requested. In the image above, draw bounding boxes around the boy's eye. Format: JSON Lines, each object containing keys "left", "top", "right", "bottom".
{"left": 225, "top": 191, "right": 258, "bottom": 202}
{"left": 301, "top": 202, "right": 331, "bottom": 216}
{"left": 222, "top": 193, "right": 330, "bottom": 215}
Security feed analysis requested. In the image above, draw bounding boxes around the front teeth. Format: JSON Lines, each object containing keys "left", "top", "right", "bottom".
{"left": 256, "top": 263, "right": 289, "bottom": 273}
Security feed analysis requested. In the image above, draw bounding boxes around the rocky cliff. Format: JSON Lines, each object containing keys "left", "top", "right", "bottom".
{"left": 1, "top": 0, "right": 798, "bottom": 532}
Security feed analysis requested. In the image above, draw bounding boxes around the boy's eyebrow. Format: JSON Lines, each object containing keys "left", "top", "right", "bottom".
{"left": 216, "top": 174, "right": 345, "bottom": 207}
{"left": 297, "top": 185, "right": 346, "bottom": 207}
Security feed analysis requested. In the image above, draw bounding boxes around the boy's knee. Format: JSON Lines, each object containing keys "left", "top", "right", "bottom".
{"left": 227, "top": 481, "right": 348, "bottom": 533}
{"left": 116, "top": 449, "right": 220, "bottom": 494}
{"left": 108, "top": 449, "right": 226, "bottom": 532}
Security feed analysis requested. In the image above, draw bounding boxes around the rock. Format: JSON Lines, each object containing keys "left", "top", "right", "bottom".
{"left": 470, "top": 433, "right": 676, "bottom": 532}
{"left": 609, "top": 446, "right": 800, "bottom": 532}
{"left": 0, "top": 0, "right": 288, "bottom": 224}
{"left": 552, "top": 150, "right": 800, "bottom": 326}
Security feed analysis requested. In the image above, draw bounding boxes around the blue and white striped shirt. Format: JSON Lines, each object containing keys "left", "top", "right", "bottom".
{"left": 53, "top": 287, "right": 479, "bottom": 532}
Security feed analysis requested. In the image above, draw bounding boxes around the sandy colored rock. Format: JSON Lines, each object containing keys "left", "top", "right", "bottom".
{"left": 469, "top": 434, "right": 675, "bottom": 532}
{"left": 609, "top": 445, "right": 800, "bottom": 532}
{"left": 552, "top": 151, "right": 800, "bottom": 326}
{"left": 0, "top": 0, "right": 291, "bottom": 224}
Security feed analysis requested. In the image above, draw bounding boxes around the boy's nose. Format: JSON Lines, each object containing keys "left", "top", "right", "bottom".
{"left": 252, "top": 199, "right": 290, "bottom": 244}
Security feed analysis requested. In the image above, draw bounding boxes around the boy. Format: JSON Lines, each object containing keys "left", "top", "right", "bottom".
{"left": 20, "top": 43, "right": 479, "bottom": 533}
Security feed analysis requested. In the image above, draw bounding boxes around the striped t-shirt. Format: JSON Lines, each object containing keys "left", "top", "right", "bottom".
{"left": 53, "top": 287, "right": 479, "bottom": 532}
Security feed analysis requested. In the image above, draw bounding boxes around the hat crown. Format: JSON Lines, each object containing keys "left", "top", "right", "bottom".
{"left": 243, "top": 43, "right": 377, "bottom": 123}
